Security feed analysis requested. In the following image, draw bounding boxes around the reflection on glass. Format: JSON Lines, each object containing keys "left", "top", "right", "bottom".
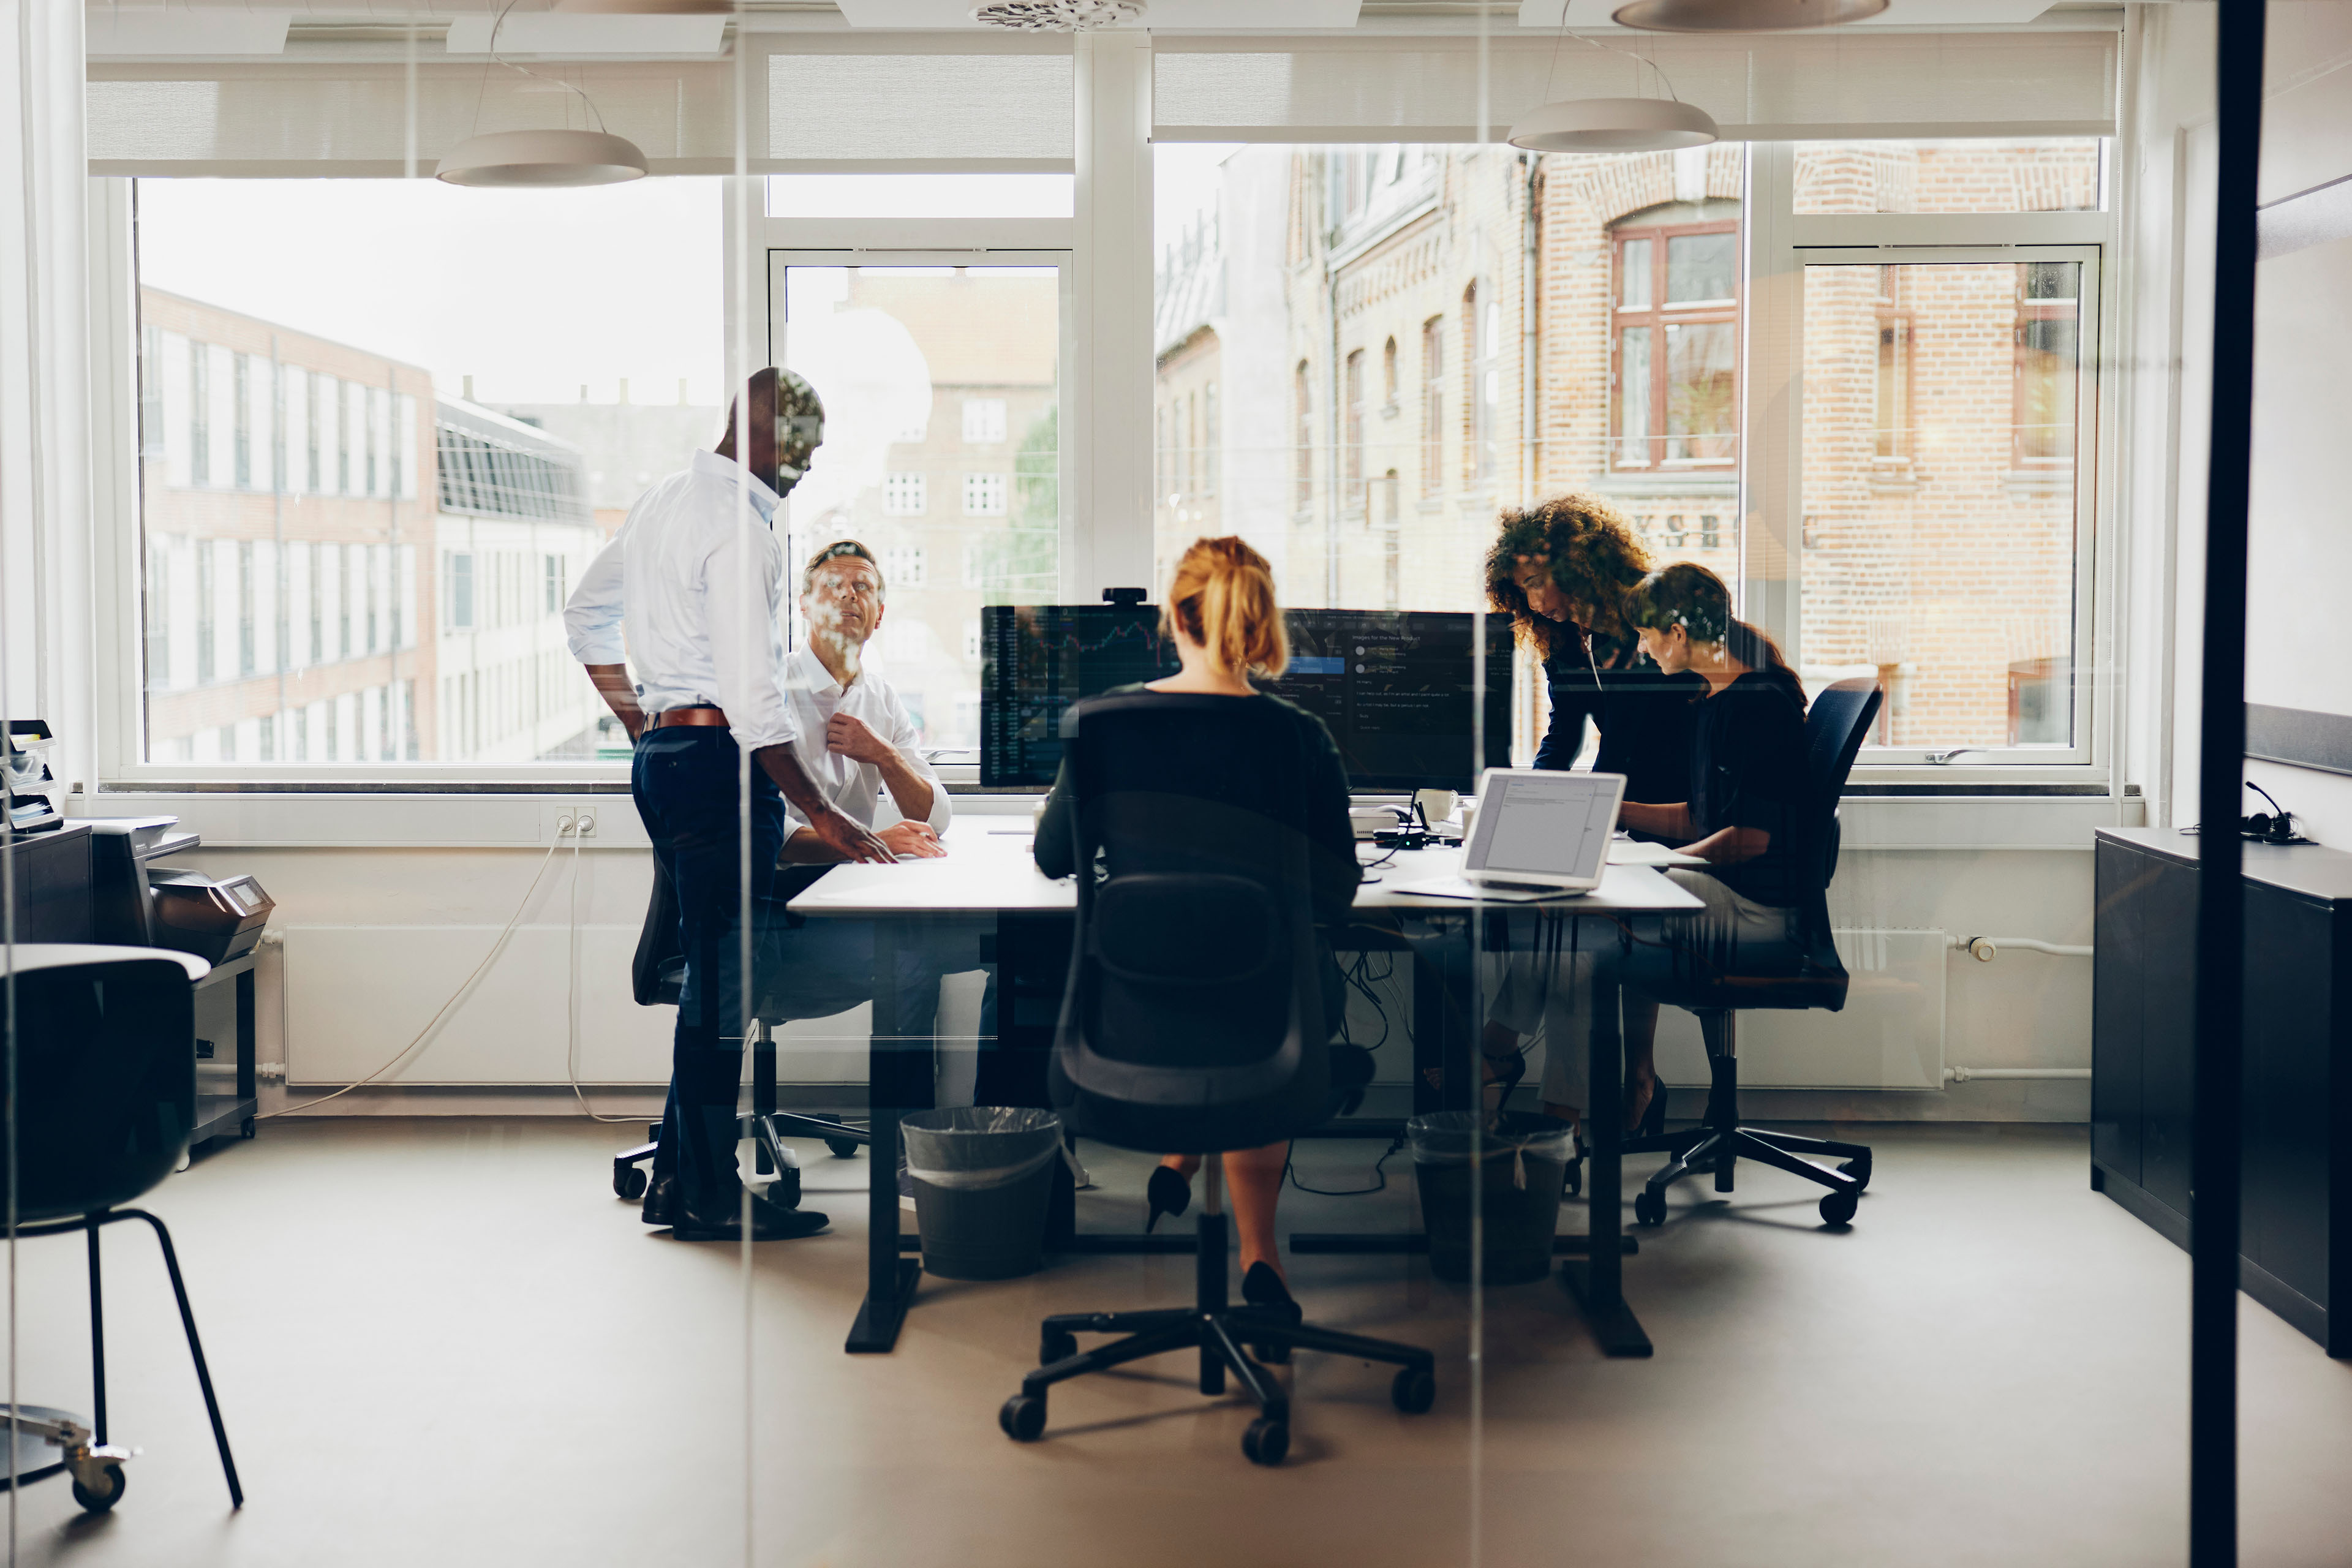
{"left": 775, "top": 263, "right": 1061, "bottom": 757}
{"left": 1619, "top": 326, "right": 1653, "bottom": 464}
{"left": 1800, "top": 260, "right": 2082, "bottom": 750}
{"left": 1619, "top": 237, "right": 1651, "bottom": 308}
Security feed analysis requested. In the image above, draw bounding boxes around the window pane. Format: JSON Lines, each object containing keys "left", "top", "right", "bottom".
{"left": 1793, "top": 138, "right": 2105, "bottom": 214}
{"left": 1619, "top": 238, "right": 1651, "bottom": 309}
{"left": 1665, "top": 231, "right": 1736, "bottom": 304}
{"left": 1618, "top": 326, "right": 1653, "bottom": 464}
{"left": 774, "top": 262, "right": 1060, "bottom": 760}
{"left": 1664, "top": 322, "right": 1736, "bottom": 464}
{"left": 134, "top": 176, "right": 723, "bottom": 765}
{"left": 1801, "top": 261, "right": 2082, "bottom": 750}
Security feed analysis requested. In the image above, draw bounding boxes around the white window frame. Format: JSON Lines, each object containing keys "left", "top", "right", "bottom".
{"left": 1741, "top": 143, "right": 2119, "bottom": 787}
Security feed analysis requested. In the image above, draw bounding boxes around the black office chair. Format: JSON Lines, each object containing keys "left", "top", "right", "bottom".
{"left": 608, "top": 858, "right": 870, "bottom": 1208}
{"left": 2, "top": 944, "right": 242, "bottom": 1514}
{"left": 997, "top": 693, "right": 1434, "bottom": 1468}
{"left": 1619, "top": 676, "right": 1883, "bottom": 1229}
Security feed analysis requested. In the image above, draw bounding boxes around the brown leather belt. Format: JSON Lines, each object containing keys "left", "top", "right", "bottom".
{"left": 649, "top": 706, "right": 729, "bottom": 729}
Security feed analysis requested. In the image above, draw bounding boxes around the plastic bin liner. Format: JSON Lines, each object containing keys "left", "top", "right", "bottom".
{"left": 901, "top": 1107, "right": 1063, "bottom": 1191}
{"left": 1408, "top": 1111, "right": 1576, "bottom": 1189}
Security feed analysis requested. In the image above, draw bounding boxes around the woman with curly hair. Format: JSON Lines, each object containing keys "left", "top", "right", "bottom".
{"left": 1480, "top": 497, "right": 1705, "bottom": 1133}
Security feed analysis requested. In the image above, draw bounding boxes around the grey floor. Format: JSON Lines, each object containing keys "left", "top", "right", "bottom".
{"left": 4, "top": 1117, "right": 2350, "bottom": 1567}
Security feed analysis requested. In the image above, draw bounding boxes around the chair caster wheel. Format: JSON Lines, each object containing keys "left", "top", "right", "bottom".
{"left": 1819, "top": 1189, "right": 1859, "bottom": 1226}
{"left": 825, "top": 1139, "right": 862, "bottom": 1159}
{"left": 765, "top": 1167, "right": 801, "bottom": 1210}
{"left": 71, "top": 1463, "right": 126, "bottom": 1514}
{"left": 614, "top": 1166, "right": 647, "bottom": 1201}
{"left": 1632, "top": 1189, "right": 1667, "bottom": 1227}
{"left": 1838, "top": 1157, "right": 1871, "bottom": 1189}
{"left": 1039, "top": 1329, "right": 1078, "bottom": 1365}
{"left": 1391, "top": 1365, "right": 1436, "bottom": 1415}
{"left": 1242, "top": 1419, "right": 1289, "bottom": 1466}
{"left": 1000, "top": 1395, "right": 1047, "bottom": 1442}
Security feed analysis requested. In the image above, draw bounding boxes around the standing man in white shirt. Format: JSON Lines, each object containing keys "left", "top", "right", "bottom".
{"left": 566, "top": 369, "right": 892, "bottom": 1243}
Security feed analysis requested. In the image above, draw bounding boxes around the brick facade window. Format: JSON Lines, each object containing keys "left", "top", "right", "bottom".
{"left": 1875, "top": 265, "right": 1915, "bottom": 466}
{"left": 1293, "top": 359, "right": 1313, "bottom": 511}
{"left": 1343, "top": 347, "right": 1365, "bottom": 511}
{"left": 2014, "top": 260, "right": 2080, "bottom": 469}
{"left": 1610, "top": 201, "right": 1740, "bottom": 472}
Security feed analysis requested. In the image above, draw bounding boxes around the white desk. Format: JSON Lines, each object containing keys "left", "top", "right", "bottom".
{"left": 788, "top": 818, "right": 1702, "bottom": 1357}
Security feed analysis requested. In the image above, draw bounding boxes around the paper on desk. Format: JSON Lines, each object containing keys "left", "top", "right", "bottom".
{"left": 1607, "top": 840, "right": 1705, "bottom": 867}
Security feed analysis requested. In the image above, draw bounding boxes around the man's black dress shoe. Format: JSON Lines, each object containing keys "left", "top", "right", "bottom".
{"left": 641, "top": 1174, "right": 678, "bottom": 1227}
{"left": 669, "top": 1189, "right": 830, "bottom": 1242}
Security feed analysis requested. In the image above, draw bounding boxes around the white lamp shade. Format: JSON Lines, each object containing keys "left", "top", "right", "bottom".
{"left": 1611, "top": 0, "right": 1888, "bottom": 30}
{"left": 1506, "top": 97, "right": 1719, "bottom": 154}
{"left": 434, "top": 129, "right": 649, "bottom": 188}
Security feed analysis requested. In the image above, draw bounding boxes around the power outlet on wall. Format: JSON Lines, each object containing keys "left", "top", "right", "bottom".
{"left": 554, "top": 809, "right": 598, "bottom": 839}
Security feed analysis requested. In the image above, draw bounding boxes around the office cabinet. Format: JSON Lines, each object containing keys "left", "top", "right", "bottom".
{"left": 2093, "top": 827, "right": 2352, "bottom": 1356}
{"left": 0, "top": 823, "right": 94, "bottom": 944}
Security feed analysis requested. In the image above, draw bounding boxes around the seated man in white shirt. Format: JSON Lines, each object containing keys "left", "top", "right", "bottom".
{"left": 755, "top": 541, "right": 994, "bottom": 1196}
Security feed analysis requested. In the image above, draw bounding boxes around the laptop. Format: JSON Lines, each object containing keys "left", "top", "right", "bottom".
{"left": 1393, "top": 769, "right": 1626, "bottom": 902}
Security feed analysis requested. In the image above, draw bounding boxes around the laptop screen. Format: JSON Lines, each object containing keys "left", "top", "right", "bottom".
{"left": 1479, "top": 774, "right": 1619, "bottom": 879}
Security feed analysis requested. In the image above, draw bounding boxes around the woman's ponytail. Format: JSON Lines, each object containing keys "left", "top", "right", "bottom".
{"left": 1166, "top": 536, "right": 1288, "bottom": 679}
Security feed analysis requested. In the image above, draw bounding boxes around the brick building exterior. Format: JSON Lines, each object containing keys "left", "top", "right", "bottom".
{"left": 1155, "top": 138, "right": 2098, "bottom": 758}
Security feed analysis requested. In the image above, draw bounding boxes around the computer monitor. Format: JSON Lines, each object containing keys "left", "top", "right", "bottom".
{"left": 979, "top": 605, "right": 1513, "bottom": 791}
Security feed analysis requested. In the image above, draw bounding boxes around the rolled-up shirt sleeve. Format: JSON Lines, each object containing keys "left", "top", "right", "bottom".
{"left": 564, "top": 526, "right": 629, "bottom": 666}
{"left": 701, "top": 525, "right": 799, "bottom": 754}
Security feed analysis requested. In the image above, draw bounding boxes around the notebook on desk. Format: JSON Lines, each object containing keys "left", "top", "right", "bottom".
{"left": 1391, "top": 769, "right": 1624, "bottom": 902}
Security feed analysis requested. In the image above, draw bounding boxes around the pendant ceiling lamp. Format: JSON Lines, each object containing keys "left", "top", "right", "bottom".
{"left": 1507, "top": 14, "right": 1719, "bottom": 154}
{"left": 435, "top": 4, "right": 649, "bottom": 188}
{"left": 1610, "top": 0, "right": 1888, "bottom": 30}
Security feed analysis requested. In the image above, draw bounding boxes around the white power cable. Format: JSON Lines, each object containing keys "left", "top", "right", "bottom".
{"left": 565, "top": 822, "right": 635, "bottom": 1123}
{"left": 260, "top": 834, "right": 567, "bottom": 1119}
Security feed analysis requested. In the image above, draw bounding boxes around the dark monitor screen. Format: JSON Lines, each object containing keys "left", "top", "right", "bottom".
{"left": 980, "top": 605, "right": 1513, "bottom": 791}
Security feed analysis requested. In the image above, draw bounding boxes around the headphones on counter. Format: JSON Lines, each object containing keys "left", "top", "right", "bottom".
{"left": 2239, "top": 782, "right": 2310, "bottom": 845}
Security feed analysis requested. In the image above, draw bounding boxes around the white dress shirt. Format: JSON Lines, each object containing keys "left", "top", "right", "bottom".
{"left": 780, "top": 645, "right": 953, "bottom": 839}
{"left": 564, "top": 450, "right": 800, "bottom": 755}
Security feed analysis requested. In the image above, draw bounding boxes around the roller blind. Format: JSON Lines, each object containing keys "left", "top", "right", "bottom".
{"left": 87, "top": 37, "right": 1075, "bottom": 175}
{"left": 1152, "top": 32, "right": 2119, "bottom": 142}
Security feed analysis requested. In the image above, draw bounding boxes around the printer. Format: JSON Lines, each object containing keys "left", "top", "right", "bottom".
{"left": 87, "top": 816, "right": 274, "bottom": 965}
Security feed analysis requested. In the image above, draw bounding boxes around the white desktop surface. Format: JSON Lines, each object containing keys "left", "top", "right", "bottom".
{"left": 785, "top": 820, "right": 1703, "bottom": 918}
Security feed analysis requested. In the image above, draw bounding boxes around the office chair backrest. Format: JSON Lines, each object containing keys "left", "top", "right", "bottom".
{"left": 1052, "top": 692, "right": 1333, "bottom": 1154}
{"left": 3, "top": 944, "right": 204, "bottom": 1223}
{"left": 1797, "top": 676, "right": 1883, "bottom": 899}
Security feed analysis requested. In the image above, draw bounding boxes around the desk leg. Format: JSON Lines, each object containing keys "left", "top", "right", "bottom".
{"left": 1559, "top": 925, "right": 1651, "bottom": 1357}
{"left": 848, "top": 918, "right": 921, "bottom": 1354}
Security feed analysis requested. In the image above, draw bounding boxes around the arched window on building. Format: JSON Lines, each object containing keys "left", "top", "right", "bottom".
{"left": 1608, "top": 198, "right": 1741, "bottom": 472}
{"left": 1382, "top": 336, "right": 1399, "bottom": 409}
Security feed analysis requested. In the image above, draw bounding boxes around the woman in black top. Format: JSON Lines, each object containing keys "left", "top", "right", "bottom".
{"left": 1480, "top": 499, "right": 1704, "bottom": 1127}
{"left": 1614, "top": 564, "right": 1812, "bottom": 1112}
{"left": 1033, "top": 537, "right": 1362, "bottom": 1320}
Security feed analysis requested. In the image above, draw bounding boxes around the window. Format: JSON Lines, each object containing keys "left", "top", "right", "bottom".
{"left": 305, "top": 372, "right": 324, "bottom": 492}
{"left": 774, "top": 259, "right": 1060, "bottom": 757}
{"left": 543, "top": 554, "right": 565, "bottom": 615}
{"left": 446, "top": 551, "right": 474, "bottom": 631}
{"left": 1381, "top": 337, "right": 1398, "bottom": 409}
{"left": 1202, "top": 383, "right": 1218, "bottom": 498}
{"left": 139, "top": 326, "right": 165, "bottom": 459}
{"left": 1800, "top": 255, "right": 2094, "bottom": 755}
{"left": 1611, "top": 201, "right": 1740, "bottom": 470}
{"left": 189, "top": 343, "right": 210, "bottom": 486}
{"left": 1343, "top": 348, "right": 1365, "bottom": 511}
{"left": 236, "top": 540, "right": 255, "bottom": 677}
{"left": 1293, "top": 360, "right": 1313, "bottom": 511}
{"left": 143, "top": 546, "right": 169, "bottom": 689}
{"left": 1420, "top": 317, "right": 1443, "bottom": 496}
{"left": 963, "top": 472, "right": 1007, "bottom": 516}
{"left": 233, "top": 353, "right": 253, "bottom": 488}
{"left": 962, "top": 398, "right": 1007, "bottom": 444}
{"left": 2015, "top": 261, "right": 2079, "bottom": 469}
{"left": 194, "top": 541, "right": 216, "bottom": 683}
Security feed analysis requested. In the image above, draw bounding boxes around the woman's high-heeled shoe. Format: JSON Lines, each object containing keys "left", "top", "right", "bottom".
{"left": 1625, "top": 1076, "right": 1667, "bottom": 1138}
{"left": 1145, "top": 1164, "right": 1191, "bottom": 1234}
{"left": 1482, "top": 1050, "right": 1529, "bottom": 1120}
{"left": 1241, "top": 1261, "right": 1302, "bottom": 1363}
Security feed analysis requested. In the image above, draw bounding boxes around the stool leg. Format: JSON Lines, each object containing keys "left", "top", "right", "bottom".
{"left": 125, "top": 1211, "right": 243, "bottom": 1508}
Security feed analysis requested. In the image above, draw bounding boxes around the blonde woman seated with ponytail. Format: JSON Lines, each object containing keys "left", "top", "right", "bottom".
{"left": 1033, "top": 537, "right": 1370, "bottom": 1327}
